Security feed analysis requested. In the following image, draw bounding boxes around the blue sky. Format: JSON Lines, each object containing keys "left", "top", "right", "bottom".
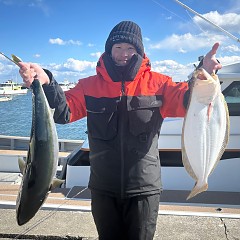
{"left": 0, "top": 0, "right": 240, "bottom": 83}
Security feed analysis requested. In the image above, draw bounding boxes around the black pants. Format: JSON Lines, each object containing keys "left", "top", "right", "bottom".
{"left": 91, "top": 191, "right": 160, "bottom": 240}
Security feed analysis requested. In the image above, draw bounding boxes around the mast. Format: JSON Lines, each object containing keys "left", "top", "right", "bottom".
{"left": 175, "top": 0, "right": 240, "bottom": 43}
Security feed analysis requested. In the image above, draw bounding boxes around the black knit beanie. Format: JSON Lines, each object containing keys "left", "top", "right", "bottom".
{"left": 105, "top": 21, "right": 144, "bottom": 57}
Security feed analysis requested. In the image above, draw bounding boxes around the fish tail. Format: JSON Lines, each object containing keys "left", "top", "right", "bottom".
{"left": 187, "top": 182, "right": 208, "bottom": 200}
{"left": 18, "top": 157, "right": 26, "bottom": 175}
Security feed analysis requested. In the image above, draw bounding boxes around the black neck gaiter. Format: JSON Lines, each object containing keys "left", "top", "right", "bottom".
{"left": 102, "top": 54, "right": 143, "bottom": 82}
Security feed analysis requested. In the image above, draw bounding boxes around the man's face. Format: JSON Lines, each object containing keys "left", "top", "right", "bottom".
{"left": 111, "top": 43, "right": 137, "bottom": 66}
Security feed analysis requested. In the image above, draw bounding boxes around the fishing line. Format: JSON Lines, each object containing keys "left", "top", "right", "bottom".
{"left": 14, "top": 186, "right": 89, "bottom": 239}
{"left": 175, "top": 0, "right": 240, "bottom": 43}
{"left": 149, "top": 0, "right": 201, "bottom": 31}
{"left": 184, "top": 8, "right": 207, "bottom": 35}
{"left": 150, "top": 0, "right": 186, "bottom": 21}
{"left": 150, "top": 0, "right": 240, "bottom": 44}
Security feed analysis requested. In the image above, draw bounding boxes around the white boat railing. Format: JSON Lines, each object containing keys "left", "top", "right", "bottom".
{"left": 0, "top": 135, "right": 84, "bottom": 153}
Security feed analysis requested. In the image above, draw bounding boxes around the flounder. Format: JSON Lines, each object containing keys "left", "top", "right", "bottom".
{"left": 182, "top": 68, "right": 229, "bottom": 200}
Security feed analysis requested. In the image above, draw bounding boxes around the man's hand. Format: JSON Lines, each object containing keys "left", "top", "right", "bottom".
{"left": 18, "top": 62, "right": 50, "bottom": 88}
{"left": 202, "top": 42, "right": 222, "bottom": 75}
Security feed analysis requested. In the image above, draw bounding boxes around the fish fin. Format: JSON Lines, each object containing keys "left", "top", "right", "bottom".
{"left": 181, "top": 139, "right": 198, "bottom": 181}
{"left": 11, "top": 54, "right": 22, "bottom": 63}
{"left": 181, "top": 115, "right": 198, "bottom": 181}
{"left": 18, "top": 157, "right": 26, "bottom": 174}
{"left": 50, "top": 178, "right": 65, "bottom": 190}
{"left": 209, "top": 96, "right": 230, "bottom": 176}
{"left": 50, "top": 108, "right": 55, "bottom": 117}
{"left": 187, "top": 182, "right": 208, "bottom": 200}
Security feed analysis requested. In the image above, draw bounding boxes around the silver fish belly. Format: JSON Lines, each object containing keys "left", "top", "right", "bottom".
{"left": 16, "top": 79, "right": 59, "bottom": 225}
{"left": 182, "top": 68, "right": 230, "bottom": 200}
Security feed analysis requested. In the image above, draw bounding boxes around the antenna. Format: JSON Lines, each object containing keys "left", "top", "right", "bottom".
{"left": 175, "top": 0, "right": 240, "bottom": 43}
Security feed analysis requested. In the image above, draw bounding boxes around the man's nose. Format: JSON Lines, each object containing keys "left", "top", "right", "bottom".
{"left": 121, "top": 50, "right": 128, "bottom": 57}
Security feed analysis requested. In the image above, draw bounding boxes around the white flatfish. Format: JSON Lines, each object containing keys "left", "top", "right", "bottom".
{"left": 182, "top": 68, "right": 230, "bottom": 200}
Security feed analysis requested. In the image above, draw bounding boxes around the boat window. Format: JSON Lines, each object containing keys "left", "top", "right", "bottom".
{"left": 222, "top": 81, "right": 240, "bottom": 116}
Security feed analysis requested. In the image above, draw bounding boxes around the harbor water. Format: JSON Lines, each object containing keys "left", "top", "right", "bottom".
{"left": 0, "top": 91, "right": 88, "bottom": 140}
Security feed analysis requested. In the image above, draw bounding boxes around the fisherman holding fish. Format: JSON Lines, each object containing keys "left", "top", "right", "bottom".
{"left": 19, "top": 21, "right": 221, "bottom": 240}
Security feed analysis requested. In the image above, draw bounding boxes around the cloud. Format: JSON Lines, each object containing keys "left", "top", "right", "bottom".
{"left": 68, "top": 40, "right": 82, "bottom": 46}
{"left": 0, "top": 60, "right": 19, "bottom": 81}
{"left": 149, "top": 10, "right": 240, "bottom": 55}
{"left": 221, "top": 45, "right": 240, "bottom": 53}
{"left": 193, "top": 11, "right": 240, "bottom": 34}
{"left": 34, "top": 53, "right": 41, "bottom": 58}
{"left": 143, "top": 37, "right": 150, "bottom": 42}
{"left": 227, "top": 0, "right": 240, "bottom": 14}
{"left": 50, "top": 69, "right": 94, "bottom": 82}
{"left": 32, "top": 58, "right": 97, "bottom": 82}
{"left": 151, "top": 54, "right": 240, "bottom": 82}
{"left": 218, "top": 55, "right": 240, "bottom": 65}
{"left": 90, "top": 52, "right": 102, "bottom": 58}
{"left": 178, "top": 48, "right": 187, "bottom": 54}
{"left": 0, "top": 0, "right": 50, "bottom": 15}
{"left": 49, "top": 38, "right": 82, "bottom": 46}
{"left": 151, "top": 59, "right": 193, "bottom": 81}
{"left": 149, "top": 32, "right": 226, "bottom": 53}
{"left": 49, "top": 38, "right": 64, "bottom": 45}
{"left": 63, "top": 58, "right": 96, "bottom": 72}
{"left": 48, "top": 58, "right": 96, "bottom": 72}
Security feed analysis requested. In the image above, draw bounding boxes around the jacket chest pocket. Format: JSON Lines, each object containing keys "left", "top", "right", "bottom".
{"left": 127, "top": 96, "right": 163, "bottom": 136}
{"left": 86, "top": 96, "right": 119, "bottom": 140}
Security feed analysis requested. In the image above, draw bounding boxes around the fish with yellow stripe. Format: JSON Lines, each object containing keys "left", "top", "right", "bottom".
{"left": 16, "top": 78, "right": 63, "bottom": 225}
{"left": 11, "top": 54, "right": 64, "bottom": 225}
{"left": 182, "top": 68, "right": 230, "bottom": 200}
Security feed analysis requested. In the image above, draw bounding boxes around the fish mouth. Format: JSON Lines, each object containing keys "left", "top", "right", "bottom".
{"left": 16, "top": 205, "right": 29, "bottom": 226}
{"left": 16, "top": 199, "right": 44, "bottom": 226}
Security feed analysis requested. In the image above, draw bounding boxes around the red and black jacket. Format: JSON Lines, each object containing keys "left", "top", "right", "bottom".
{"left": 43, "top": 53, "right": 189, "bottom": 198}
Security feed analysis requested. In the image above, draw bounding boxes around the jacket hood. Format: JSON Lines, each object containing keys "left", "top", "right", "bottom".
{"left": 96, "top": 53, "right": 151, "bottom": 83}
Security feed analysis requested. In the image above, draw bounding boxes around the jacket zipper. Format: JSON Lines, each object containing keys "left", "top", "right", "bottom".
{"left": 121, "top": 80, "right": 125, "bottom": 96}
{"left": 120, "top": 80, "right": 125, "bottom": 199}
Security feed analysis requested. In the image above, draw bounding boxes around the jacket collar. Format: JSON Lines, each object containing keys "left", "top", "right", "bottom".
{"left": 96, "top": 53, "right": 151, "bottom": 83}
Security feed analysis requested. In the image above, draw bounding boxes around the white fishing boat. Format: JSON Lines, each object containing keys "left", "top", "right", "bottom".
{"left": 0, "top": 95, "right": 12, "bottom": 102}
{"left": 0, "top": 62, "right": 240, "bottom": 206}
{"left": 63, "top": 62, "right": 240, "bottom": 196}
{"left": 0, "top": 80, "right": 28, "bottom": 95}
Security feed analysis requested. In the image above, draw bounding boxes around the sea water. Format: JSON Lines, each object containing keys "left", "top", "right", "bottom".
{"left": 0, "top": 91, "right": 87, "bottom": 140}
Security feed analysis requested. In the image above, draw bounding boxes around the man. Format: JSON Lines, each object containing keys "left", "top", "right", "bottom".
{"left": 19, "top": 21, "right": 221, "bottom": 240}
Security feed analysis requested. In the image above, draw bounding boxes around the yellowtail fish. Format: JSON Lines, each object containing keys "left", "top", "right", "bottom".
{"left": 182, "top": 68, "right": 230, "bottom": 200}
{"left": 16, "top": 79, "right": 63, "bottom": 225}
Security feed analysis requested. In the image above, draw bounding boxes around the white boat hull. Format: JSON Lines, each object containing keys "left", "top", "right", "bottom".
{"left": 0, "top": 80, "right": 28, "bottom": 95}
{"left": 65, "top": 158, "right": 240, "bottom": 192}
{"left": 0, "top": 89, "right": 28, "bottom": 95}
